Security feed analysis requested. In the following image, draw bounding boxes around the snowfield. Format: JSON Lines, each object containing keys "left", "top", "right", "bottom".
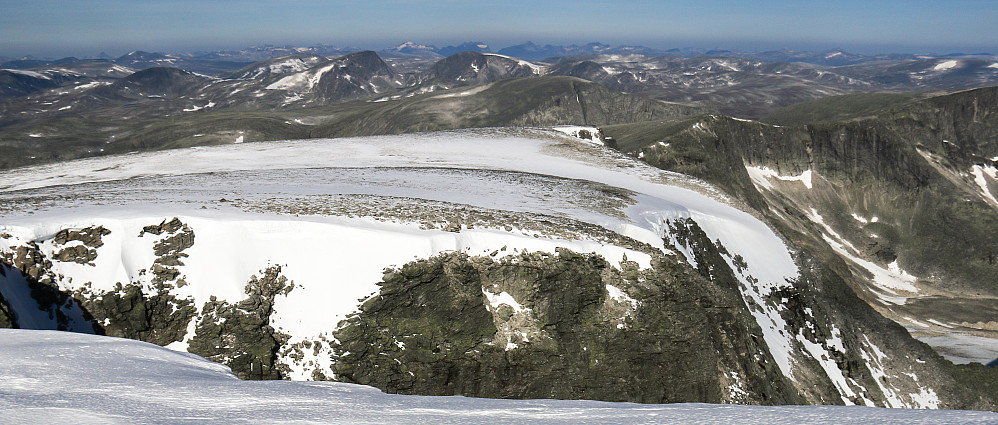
{"left": 2, "top": 329, "right": 995, "bottom": 425}
{"left": 0, "top": 128, "right": 961, "bottom": 407}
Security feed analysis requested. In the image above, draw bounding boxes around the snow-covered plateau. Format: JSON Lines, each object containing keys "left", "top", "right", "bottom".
{"left": 2, "top": 329, "right": 996, "bottom": 424}
{"left": 0, "top": 128, "right": 992, "bottom": 412}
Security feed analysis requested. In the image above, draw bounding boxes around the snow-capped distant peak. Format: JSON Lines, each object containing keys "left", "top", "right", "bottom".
{"left": 393, "top": 41, "right": 435, "bottom": 51}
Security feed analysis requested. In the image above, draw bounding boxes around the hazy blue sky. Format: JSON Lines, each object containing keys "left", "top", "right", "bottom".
{"left": 1, "top": 0, "right": 996, "bottom": 57}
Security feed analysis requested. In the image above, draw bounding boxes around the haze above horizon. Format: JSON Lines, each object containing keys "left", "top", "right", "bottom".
{"left": 1, "top": 0, "right": 995, "bottom": 58}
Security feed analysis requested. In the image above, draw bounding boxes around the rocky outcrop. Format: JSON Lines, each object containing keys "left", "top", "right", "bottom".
{"left": 140, "top": 218, "right": 195, "bottom": 287}
{"left": 0, "top": 239, "right": 96, "bottom": 332}
{"left": 188, "top": 266, "right": 294, "bottom": 380}
{"left": 84, "top": 282, "right": 195, "bottom": 346}
{"left": 0, "top": 276, "right": 16, "bottom": 328}
{"left": 333, "top": 249, "right": 802, "bottom": 404}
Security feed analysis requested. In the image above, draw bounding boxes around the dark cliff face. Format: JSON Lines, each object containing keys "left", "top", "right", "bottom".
{"left": 332, "top": 248, "right": 801, "bottom": 405}
{"left": 602, "top": 87, "right": 998, "bottom": 408}
{"left": 605, "top": 87, "right": 998, "bottom": 295}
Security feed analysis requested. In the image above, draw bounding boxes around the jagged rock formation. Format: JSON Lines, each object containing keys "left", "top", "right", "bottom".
{"left": 188, "top": 266, "right": 293, "bottom": 380}
{"left": 333, "top": 248, "right": 800, "bottom": 404}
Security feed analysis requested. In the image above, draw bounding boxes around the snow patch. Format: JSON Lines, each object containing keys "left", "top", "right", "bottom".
{"left": 182, "top": 101, "right": 215, "bottom": 112}
{"left": 482, "top": 53, "right": 544, "bottom": 74}
{"left": 745, "top": 166, "right": 814, "bottom": 190}
{"left": 3, "top": 69, "right": 48, "bottom": 79}
{"left": 430, "top": 84, "right": 491, "bottom": 99}
{"left": 550, "top": 126, "right": 603, "bottom": 145}
{"left": 933, "top": 60, "right": 959, "bottom": 71}
{"left": 970, "top": 165, "right": 998, "bottom": 206}
{"left": 483, "top": 290, "right": 526, "bottom": 313}
{"left": 807, "top": 209, "right": 918, "bottom": 300}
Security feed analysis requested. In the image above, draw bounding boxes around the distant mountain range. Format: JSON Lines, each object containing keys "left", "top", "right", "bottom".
{"left": 5, "top": 42, "right": 994, "bottom": 74}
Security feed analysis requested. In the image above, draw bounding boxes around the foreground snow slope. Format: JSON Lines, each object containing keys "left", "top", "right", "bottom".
{"left": 1, "top": 329, "right": 994, "bottom": 425}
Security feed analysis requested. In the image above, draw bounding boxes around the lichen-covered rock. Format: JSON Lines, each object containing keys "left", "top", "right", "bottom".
{"left": 0, "top": 276, "right": 17, "bottom": 328}
{"left": 81, "top": 282, "right": 195, "bottom": 346}
{"left": 333, "top": 249, "right": 802, "bottom": 404}
{"left": 188, "top": 266, "right": 293, "bottom": 380}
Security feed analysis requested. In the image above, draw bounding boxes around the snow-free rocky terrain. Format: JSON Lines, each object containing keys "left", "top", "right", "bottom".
{"left": 3, "top": 329, "right": 998, "bottom": 424}
{"left": 0, "top": 129, "right": 995, "bottom": 410}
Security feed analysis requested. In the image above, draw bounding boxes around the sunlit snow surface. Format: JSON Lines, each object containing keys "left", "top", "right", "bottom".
{"left": 2, "top": 329, "right": 995, "bottom": 425}
{"left": 0, "top": 129, "right": 880, "bottom": 401}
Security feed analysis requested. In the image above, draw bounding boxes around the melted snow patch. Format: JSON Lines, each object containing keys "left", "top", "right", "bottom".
{"left": 970, "top": 165, "right": 998, "bottom": 206}
{"left": 797, "top": 326, "right": 870, "bottom": 406}
{"left": 550, "top": 126, "right": 603, "bottom": 145}
{"left": 807, "top": 209, "right": 918, "bottom": 301}
{"left": 605, "top": 284, "right": 636, "bottom": 308}
{"left": 745, "top": 166, "right": 814, "bottom": 190}
{"left": 862, "top": 335, "right": 941, "bottom": 409}
{"left": 483, "top": 290, "right": 526, "bottom": 313}
{"left": 482, "top": 53, "right": 544, "bottom": 74}
{"left": 182, "top": 101, "right": 215, "bottom": 112}
{"left": 430, "top": 83, "right": 491, "bottom": 99}
{"left": 75, "top": 81, "right": 112, "bottom": 90}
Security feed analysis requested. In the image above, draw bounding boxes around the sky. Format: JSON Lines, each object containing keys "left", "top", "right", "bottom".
{"left": 1, "top": 0, "right": 996, "bottom": 58}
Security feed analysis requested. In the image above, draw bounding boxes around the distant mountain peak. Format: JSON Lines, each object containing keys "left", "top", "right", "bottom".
{"left": 392, "top": 42, "right": 437, "bottom": 51}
